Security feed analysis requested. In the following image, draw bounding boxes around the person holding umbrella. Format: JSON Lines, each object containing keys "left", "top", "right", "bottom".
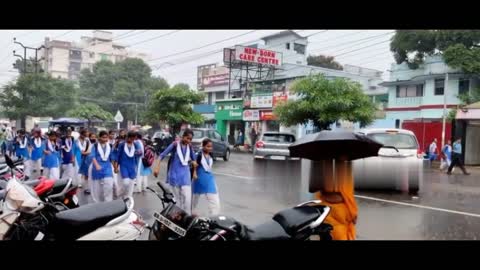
{"left": 289, "top": 131, "right": 383, "bottom": 240}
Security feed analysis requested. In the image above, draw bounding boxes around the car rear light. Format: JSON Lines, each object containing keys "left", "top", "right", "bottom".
{"left": 256, "top": 141, "right": 264, "bottom": 148}
{"left": 417, "top": 149, "right": 423, "bottom": 159}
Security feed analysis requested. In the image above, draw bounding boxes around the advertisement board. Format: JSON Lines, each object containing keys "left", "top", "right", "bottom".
{"left": 251, "top": 95, "right": 273, "bottom": 108}
{"left": 234, "top": 46, "right": 282, "bottom": 67}
{"left": 260, "top": 110, "right": 277, "bottom": 121}
{"left": 272, "top": 91, "right": 288, "bottom": 107}
{"left": 197, "top": 65, "right": 229, "bottom": 88}
{"left": 243, "top": 110, "right": 260, "bottom": 121}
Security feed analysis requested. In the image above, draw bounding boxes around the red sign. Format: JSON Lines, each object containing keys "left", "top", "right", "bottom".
{"left": 260, "top": 110, "right": 277, "bottom": 121}
{"left": 273, "top": 92, "right": 288, "bottom": 107}
{"left": 235, "top": 46, "right": 283, "bottom": 67}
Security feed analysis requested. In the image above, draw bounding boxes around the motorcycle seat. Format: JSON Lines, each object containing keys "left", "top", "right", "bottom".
{"left": 273, "top": 206, "right": 323, "bottom": 236}
{"left": 52, "top": 199, "right": 127, "bottom": 240}
{"left": 50, "top": 178, "right": 70, "bottom": 194}
{"left": 23, "top": 179, "right": 41, "bottom": 187}
{"left": 245, "top": 220, "right": 291, "bottom": 240}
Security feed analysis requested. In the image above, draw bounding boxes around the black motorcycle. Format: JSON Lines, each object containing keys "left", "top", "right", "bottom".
{"left": 147, "top": 181, "right": 333, "bottom": 241}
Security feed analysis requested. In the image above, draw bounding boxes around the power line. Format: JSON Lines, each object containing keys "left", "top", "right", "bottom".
{"left": 153, "top": 30, "right": 327, "bottom": 71}
{"left": 114, "top": 30, "right": 149, "bottom": 41}
{"left": 308, "top": 31, "right": 394, "bottom": 55}
{"left": 334, "top": 39, "right": 392, "bottom": 58}
{"left": 148, "top": 30, "right": 259, "bottom": 63}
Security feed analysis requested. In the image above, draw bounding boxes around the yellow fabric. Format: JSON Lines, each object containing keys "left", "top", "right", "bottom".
{"left": 315, "top": 160, "right": 358, "bottom": 240}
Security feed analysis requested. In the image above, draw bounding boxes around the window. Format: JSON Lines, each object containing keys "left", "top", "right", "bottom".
{"left": 285, "top": 43, "right": 290, "bottom": 50}
{"left": 214, "top": 132, "right": 222, "bottom": 141}
{"left": 367, "top": 133, "right": 418, "bottom": 149}
{"left": 396, "top": 85, "right": 423, "bottom": 98}
{"left": 193, "top": 130, "right": 205, "bottom": 139}
{"left": 459, "top": 78, "right": 470, "bottom": 95}
{"left": 435, "top": 79, "right": 445, "bottom": 95}
{"left": 215, "top": 91, "right": 225, "bottom": 100}
{"left": 294, "top": 43, "right": 306, "bottom": 55}
{"left": 207, "top": 93, "right": 212, "bottom": 105}
{"left": 262, "top": 133, "right": 295, "bottom": 143}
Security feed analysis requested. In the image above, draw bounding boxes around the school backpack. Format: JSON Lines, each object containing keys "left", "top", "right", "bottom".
{"left": 142, "top": 145, "right": 155, "bottom": 168}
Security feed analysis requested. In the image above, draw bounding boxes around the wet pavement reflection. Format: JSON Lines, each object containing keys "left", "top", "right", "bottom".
{"left": 77, "top": 152, "right": 480, "bottom": 240}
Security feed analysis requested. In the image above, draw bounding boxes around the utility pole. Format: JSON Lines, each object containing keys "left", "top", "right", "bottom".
{"left": 13, "top": 38, "right": 45, "bottom": 75}
{"left": 441, "top": 72, "right": 449, "bottom": 149}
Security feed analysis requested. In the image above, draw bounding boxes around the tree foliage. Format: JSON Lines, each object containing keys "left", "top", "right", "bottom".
{"left": 274, "top": 74, "right": 376, "bottom": 130}
{"left": 78, "top": 58, "right": 169, "bottom": 124}
{"left": 0, "top": 74, "right": 76, "bottom": 127}
{"left": 307, "top": 54, "right": 343, "bottom": 70}
{"left": 390, "top": 30, "right": 480, "bottom": 73}
{"left": 13, "top": 58, "right": 45, "bottom": 74}
{"left": 145, "top": 83, "right": 205, "bottom": 135}
{"left": 66, "top": 103, "right": 113, "bottom": 122}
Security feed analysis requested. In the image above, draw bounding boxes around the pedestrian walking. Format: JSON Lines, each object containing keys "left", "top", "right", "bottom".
{"left": 0, "top": 125, "right": 6, "bottom": 156}
{"left": 115, "top": 131, "right": 142, "bottom": 199}
{"left": 440, "top": 139, "right": 453, "bottom": 172}
{"left": 15, "top": 129, "right": 31, "bottom": 177}
{"left": 90, "top": 131, "right": 115, "bottom": 202}
{"left": 29, "top": 129, "right": 44, "bottom": 177}
{"left": 134, "top": 132, "right": 145, "bottom": 193}
{"left": 447, "top": 138, "right": 470, "bottom": 175}
{"left": 76, "top": 130, "right": 92, "bottom": 192}
{"left": 153, "top": 129, "right": 197, "bottom": 215}
{"left": 136, "top": 138, "right": 154, "bottom": 193}
{"left": 60, "top": 129, "right": 75, "bottom": 180}
{"left": 250, "top": 126, "right": 258, "bottom": 151}
{"left": 428, "top": 138, "right": 438, "bottom": 167}
{"left": 43, "top": 131, "right": 60, "bottom": 180}
{"left": 108, "top": 130, "right": 120, "bottom": 198}
{"left": 192, "top": 138, "right": 221, "bottom": 216}
{"left": 5, "top": 127, "right": 15, "bottom": 157}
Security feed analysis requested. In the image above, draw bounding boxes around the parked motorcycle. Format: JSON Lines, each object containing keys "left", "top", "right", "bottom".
{"left": 147, "top": 181, "right": 333, "bottom": 241}
{"left": 0, "top": 155, "right": 145, "bottom": 240}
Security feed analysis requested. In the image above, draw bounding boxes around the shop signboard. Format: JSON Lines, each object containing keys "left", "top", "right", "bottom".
{"left": 251, "top": 95, "right": 273, "bottom": 108}
{"left": 243, "top": 109, "right": 260, "bottom": 121}
{"left": 260, "top": 110, "right": 277, "bottom": 121}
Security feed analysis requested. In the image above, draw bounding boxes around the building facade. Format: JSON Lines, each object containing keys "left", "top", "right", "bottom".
{"left": 194, "top": 31, "right": 387, "bottom": 146}
{"left": 381, "top": 55, "right": 480, "bottom": 151}
{"left": 40, "top": 30, "right": 149, "bottom": 80}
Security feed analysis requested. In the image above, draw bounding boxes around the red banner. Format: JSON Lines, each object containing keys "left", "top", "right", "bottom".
{"left": 273, "top": 93, "right": 288, "bottom": 107}
{"left": 260, "top": 110, "right": 277, "bottom": 121}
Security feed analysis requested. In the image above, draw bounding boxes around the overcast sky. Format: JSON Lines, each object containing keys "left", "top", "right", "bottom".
{"left": 0, "top": 30, "right": 395, "bottom": 88}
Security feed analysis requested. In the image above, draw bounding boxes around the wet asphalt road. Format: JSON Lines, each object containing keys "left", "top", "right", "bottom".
{"left": 77, "top": 152, "right": 480, "bottom": 240}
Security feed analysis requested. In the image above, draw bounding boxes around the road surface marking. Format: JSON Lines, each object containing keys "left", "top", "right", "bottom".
{"left": 214, "top": 172, "right": 480, "bottom": 218}
{"left": 355, "top": 195, "right": 480, "bottom": 218}
{"left": 214, "top": 172, "right": 255, "bottom": 180}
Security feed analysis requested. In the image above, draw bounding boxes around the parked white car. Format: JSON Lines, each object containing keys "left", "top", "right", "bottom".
{"left": 353, "top": 128, "right": 423, "bottom": 194}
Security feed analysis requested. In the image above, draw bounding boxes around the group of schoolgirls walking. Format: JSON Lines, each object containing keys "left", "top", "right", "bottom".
{"left": 153, "top": 129, "right": 221, "bottom": 216}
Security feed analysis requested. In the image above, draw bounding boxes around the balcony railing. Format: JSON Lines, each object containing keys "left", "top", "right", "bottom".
{"left": 389, "top": 97, "right": 423, "bottom": 107}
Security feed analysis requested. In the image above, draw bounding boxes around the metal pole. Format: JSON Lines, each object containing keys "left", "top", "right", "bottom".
{"left": 23, "top": 47, "right": 27, "bottom": 74}
{"left": 441, "top": 73, "right": 448, "bottom": 148}
{"left": 34, "top": 49, "right": 38, "bottom": 74}
{"left": 135, "top": 104, "right": 138, "bottom": 126}
{"left": 117, "top": 122, "right": 120, "bottom": 130}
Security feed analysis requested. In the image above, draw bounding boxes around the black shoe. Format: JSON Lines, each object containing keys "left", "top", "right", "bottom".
{"left": 84, "top": 189, "right": 91, "bottom": 194}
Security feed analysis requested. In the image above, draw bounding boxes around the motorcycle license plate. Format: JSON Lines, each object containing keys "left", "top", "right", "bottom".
{"left": 153, "top": 212, "right": 187, "bottom": 237}
{"left": 72, "top": 195, "right": 79, "bottom": 205}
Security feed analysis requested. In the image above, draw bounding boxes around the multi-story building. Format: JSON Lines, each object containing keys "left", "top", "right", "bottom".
{"left": 381, "top": 55, "right": 480, "bottom": 151}
{"left": 195, "top": 30, "right": 387, "bottom": 144}
{"left": 40, "top": 30, "right": 149, "bottom": 80}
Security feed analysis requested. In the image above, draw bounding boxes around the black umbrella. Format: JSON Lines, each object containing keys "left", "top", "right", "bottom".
{"left": 289, "top": 131, "right": 383, "bottom": 161}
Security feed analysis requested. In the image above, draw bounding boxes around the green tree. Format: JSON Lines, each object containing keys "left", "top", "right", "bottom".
{"left": 145, "top": 84, "right": 205, "bottom": 135}
{"left": 78, "top": 58, "right": 169, "bottom": 125}
{"left": 0, "top": 74, "right": 76, "bottom": 128}
{"left": 390, "top": 30, "right": 480, "bottom": 72}
{"left": 274, "top": 74, "right": 376, "bottom": 130}
{"left": 307, "top": 54, "right": 343, "bottom": 70}
{"left": 66, "top": 103, "right": 114, "bottom": 127}
{"left": 13, "top": 58, "right": 44, "bottom": 74}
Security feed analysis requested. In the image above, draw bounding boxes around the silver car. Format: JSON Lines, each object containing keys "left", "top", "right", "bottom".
{"left": 253, "top": 132, "right": 297, "bottom": 161}
{"left": 353, "top": 128, "right": 423, "bottom": 194}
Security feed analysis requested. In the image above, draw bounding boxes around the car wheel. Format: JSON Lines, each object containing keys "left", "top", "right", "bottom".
{"left": 223, "top": 149, "right": 230, "bottom": 161}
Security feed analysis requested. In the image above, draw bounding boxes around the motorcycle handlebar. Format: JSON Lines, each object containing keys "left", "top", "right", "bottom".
{"left": 156, "top": 181, "right": 173, "bottom": 196}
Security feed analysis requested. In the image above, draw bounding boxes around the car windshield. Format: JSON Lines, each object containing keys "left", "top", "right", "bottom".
{"left": 193, "top": 130, "right": 205, "bottom": 139}
{"left": 368, "top": 133, "right": 418, "bottom": 149}
{"left": 263, "top": 134, "right": 295, "bottom": 143}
